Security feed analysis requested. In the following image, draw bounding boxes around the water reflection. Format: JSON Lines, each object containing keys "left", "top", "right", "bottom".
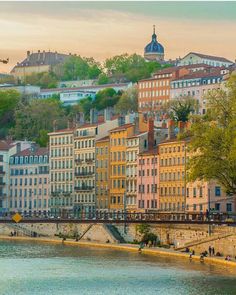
{"left": 0, "top": 240, "right": 235, "bottom": 295}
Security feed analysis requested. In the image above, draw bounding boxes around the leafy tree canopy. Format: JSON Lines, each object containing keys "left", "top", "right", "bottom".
{"left": 188, "top": 73, "right": 236, "bottom": 195}
{"left": 115, "top": 86, "right": 138, "bottom": 114}
{"left": 167, "top": 97, "right": 198, "bottom": 122}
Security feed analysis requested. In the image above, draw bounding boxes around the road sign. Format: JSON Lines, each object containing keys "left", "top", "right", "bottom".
{"left": 12, "top": 213, "right": 22, "bottom": 223}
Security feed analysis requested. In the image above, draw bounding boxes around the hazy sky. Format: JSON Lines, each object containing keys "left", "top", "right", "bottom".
{"left": 0, "top": 1, "right": 235, "bottom": 73}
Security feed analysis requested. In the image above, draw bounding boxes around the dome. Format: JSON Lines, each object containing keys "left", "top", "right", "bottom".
{"left": 144, "top": 26, "right": 164, "bottom": 61}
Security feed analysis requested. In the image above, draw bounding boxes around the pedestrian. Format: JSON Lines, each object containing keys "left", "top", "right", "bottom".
{"left": 212, "top": 247, "right": 215, "bottom": 256}
{"left": 209, "top": 246, "right": 212, "bottom": 257}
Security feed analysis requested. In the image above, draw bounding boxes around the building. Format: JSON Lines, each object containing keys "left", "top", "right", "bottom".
{"left": 138, "top": 67, "right": 189, "bottom": 113}
{"left": 0, "top": 140, "right": 32, "bottom": 216}
{"left": 158, "top": 136, "right": 188, "bottom": 212}
{"left": 138, "top": 64, "right": 214, "bottom": 114}
{"left": 109, "top": 123, "right": 135, "bottom": 211}
{"left": 95, "top": 136, "right": 110, "bottom": 211}
{"left": 170, "top": 68, "right": 228, "bottom": 115}
{"left": 0, "top": 84, "right": 40, "bottom": 98}
{"left": 144, "top": 25, "right": 164, "bottom": 62}
{"left": 178, "top": 52, "right": 233, "bottom": 68}
{"left": 39, "top": 82, "right": 132, "bottom": 103}
{"left": 48, "top": 128, "right": 74, "bottom": 218}
{"left": 74, "top": 119, "right": 120, "bottom": 216}
{"left": 11, "top": 50, "right": 70, "bottom": 81}
{"left": 186, "top": 180, "right": 235, "bottom": 214}
{"left": 9, "top": 145, "right": 49, "bottom": 217}
{"left": 74, "top": 124, "right": 97, "bottom": 217}
{"left": 137, "top": 149, "right": 158, "bottom": 211}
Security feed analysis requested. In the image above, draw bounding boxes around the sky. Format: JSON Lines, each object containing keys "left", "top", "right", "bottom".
{"left": 0, "top": 1, "right": 235, "bottom": 73}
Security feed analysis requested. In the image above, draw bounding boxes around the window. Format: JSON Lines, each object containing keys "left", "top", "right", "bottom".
{"left": 215, "top": 186, "right": 221, "bottom": 196}
{"left": 215, "top": 203, "right": 220, "bottom": 211}
{"left": 226, "top": 203, "right": 232, "bottom": 212}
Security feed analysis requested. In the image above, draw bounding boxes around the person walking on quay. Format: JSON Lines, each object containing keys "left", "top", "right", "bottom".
{"left": 209, "top": 246, "right": 212, "bottom": 257}
{"left": 212, "top": 246, "right": 215, "bottom": 256}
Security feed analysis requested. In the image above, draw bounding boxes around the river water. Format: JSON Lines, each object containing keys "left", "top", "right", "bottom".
{"left": 0, "top": 240, "right": 235, "bottom": 295}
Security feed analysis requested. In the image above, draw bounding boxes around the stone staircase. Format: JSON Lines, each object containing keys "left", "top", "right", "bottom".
{"left": 104, "top": 224, "right": 126, "bottom": 243}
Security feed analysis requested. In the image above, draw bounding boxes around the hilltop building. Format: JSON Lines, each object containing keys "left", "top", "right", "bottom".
{"left": 178, "top": 52, "right": 233, "bottom": 68}
{"left": 11, "top": 50, "right": 70, "bottom": 81}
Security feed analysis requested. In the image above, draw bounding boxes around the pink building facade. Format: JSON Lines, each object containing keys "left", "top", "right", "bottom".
{"left": 137, "top": 150, "right": 158, "bottom": 211}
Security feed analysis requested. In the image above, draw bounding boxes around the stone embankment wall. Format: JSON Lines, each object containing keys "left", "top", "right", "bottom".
{"left": 1, "top": 222, "right": 236, "bottom": 256}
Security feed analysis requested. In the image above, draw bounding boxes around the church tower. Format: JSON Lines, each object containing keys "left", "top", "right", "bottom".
{"left": 144, "top": 25, "right": 165, "bottom": 62}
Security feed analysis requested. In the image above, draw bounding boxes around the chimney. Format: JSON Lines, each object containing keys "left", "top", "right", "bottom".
{"left": 118, "top": 116, "right": 125, "bottom": 126}
{"left": 90, "top": 108, "right": 98, "bottom": 124}
{"left": 27, "top": 50, "right": 30, "bottom": 61}
{"left": 178, "top": 121, "right": 186, "bottom": 134}
{"left": 43, "top": 50, "right": 46, "bottom": 61}
{"left": 76, "top": 112, "right": 85, "bottom": 126}
{"left": 148, "top": 117, "right": 154, "bottom": 149}
{"left": 53, "top": 120, "right": 57, "bottom": 132}
{"left": 104, "top": 107, "right": 113, "bottom": 122}
{"left": 168, "top": 119, "right": 175, "bottom": 139}
{"left": 134, "top": 115, "right": 139, "bottom": 135}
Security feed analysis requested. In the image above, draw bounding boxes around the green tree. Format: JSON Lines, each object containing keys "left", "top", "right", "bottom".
{"left": 93, "top": 88, "right": 120, "bottom": 110}
{"left": 115, "top": 86, "right": 138, "bottom": 114}
{"left": 11, "top": 98, "right": 67, "bottom": 146}
{"left": 25, "top": 72, "right": 58, "bottom": 88}
{"left": 188, "top": 74, "right": 236, "bottom": 195}
{"left": 0, "top": 90, "right": 20, "bottom": 138}
{"left": 97, "top": 73, "right": 110, "bottom": 85}
{"left": 104, "top": 53, "right": 171, "bottom": 83}
{"left": 168, "top": 97, "right": 197, "bottom": 122}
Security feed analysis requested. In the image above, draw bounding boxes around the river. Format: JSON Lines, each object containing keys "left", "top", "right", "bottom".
{"left": 0, "top": 240, "right": 235, "bottom": 295}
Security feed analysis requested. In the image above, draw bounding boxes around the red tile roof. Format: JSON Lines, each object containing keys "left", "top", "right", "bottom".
{"left": 172, "top": 68, "right": 224, "bottom": 81}
{"left": 13, "top": 147, "right": 48, "bottom": 157}
{"left": 109, "top": 123, "right": 134, "bottom": 133}
{"left": 96, "top": 136, "right": 110, "bottom": 142}
{"left": 0, "top": 140, "right": 16, "bottom": 151}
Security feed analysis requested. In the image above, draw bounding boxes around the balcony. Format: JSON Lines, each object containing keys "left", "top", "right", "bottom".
{"left": 74, "top": 186, "right": 94, "bottom": 192}
{"left": 75, "top": 172, "right": 95, "bottom": 177}
{"left": 75, "top": 159, "right": 83, "bottom": 164}
{"left": 85, "top": 158, "right": 95, "bottom": 164}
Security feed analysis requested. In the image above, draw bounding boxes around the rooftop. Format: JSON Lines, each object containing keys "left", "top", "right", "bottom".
{"left": 182, "top": 52, "right": 233, "bottom": 63}
{"left": 0, "top": 140, "right": 16, "bottom": 151}
{"left": 11, "top": 51, "right": 70, "bottom": 72}
{"left": 12, "top": 147, "right": 48, "bottom": 157}
{"left": 109, "top": 123, "right": 134, "bottom": 133}
{"left": 172, "top": 68, "right": 225, "bottom": 82}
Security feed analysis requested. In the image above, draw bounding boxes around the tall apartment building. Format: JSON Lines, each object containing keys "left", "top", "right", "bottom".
{"left": 158, "top": 138, "right": 188, "bottom": 212}
{"left": 0, "top": 140, "right": 32, "bottom": 216}
{"left": 95, "top": 136, "right": 110, "bottom": 210}
{"left": 9, "top": 145, "right": 49, "bottom": 217}
{"left": 74, "top": 124, "right": 96, "bottom": 217}
{"left": 137, "top": 149, "right": 158, "bottom": 211}
{"left": 48, "top": 128, "right": 74, "bottom": 217}
{"left": 109, "top": 123, "right": 135, "bottom": 211}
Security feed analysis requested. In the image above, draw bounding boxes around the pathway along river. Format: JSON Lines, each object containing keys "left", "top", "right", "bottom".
{"left": 0, "top": 240, "right": 236, "bottom": 295}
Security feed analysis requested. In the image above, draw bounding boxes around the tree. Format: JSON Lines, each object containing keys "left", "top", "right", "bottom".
{"left": 115, "top": 86, "right": 138, "bottom": 114}
{"left": 104, "top": 53, "right": 171, "bottom": 83}
{"left": 168, "top": 97, "right": 197, "bottom": 122}
{"left": 11, "top": 98, "right": 67, "bottom": 146}
{"left": 25, "top": 72, "right": 58, "bottom": 89}
{"left": 188, "top": 73, "right": 236, "bottom": 195}
{"left": 93, "top": 88, "right": 120, "bottom": 110}
{"left": 97, "top": 73, "right": 110, "bottom": 85}
{"left": 59, "top": 56, "right": 102, "bottom": 81}
{"left": 0, "top": 90, "right": 20, "bottom": 138}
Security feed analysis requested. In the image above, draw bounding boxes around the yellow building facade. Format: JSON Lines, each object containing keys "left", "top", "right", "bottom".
{"left": 158, "top": 139, "right": 188, "bottom": 212}
{"left": 110, "top": 124, "right": 135, "bottom": 211}
{"left": 95, "top": 136, "right": 110, "bottom": 210}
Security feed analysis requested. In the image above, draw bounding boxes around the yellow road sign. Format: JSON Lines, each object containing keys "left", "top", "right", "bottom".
{"left": 12, "top": 213, "right": 22, "bottom": 223}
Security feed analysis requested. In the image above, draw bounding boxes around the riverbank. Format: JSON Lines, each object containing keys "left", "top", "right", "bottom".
{"left": 0, "top": 235, "right": 235, "bottom": 268}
